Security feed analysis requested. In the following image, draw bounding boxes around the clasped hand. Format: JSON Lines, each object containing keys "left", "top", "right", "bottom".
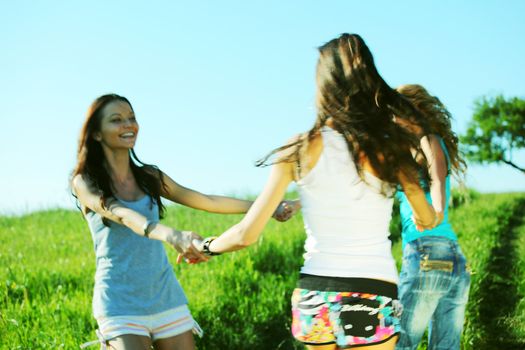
{"left": 171, "top": 199, "right": 301, "bottom": 264}
{"left": 413, "top": 210, "right": 444, "bottom": 232}
{"left": 272, "top": 199, "right": 301, "bottom": 222}
{"left": 165, "top": 229, "right": 209, "bottom": 264}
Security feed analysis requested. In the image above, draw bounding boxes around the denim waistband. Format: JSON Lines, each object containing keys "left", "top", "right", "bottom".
{"left": 410, "top": 236, "right": 460, "bottom": 253}
{"left": 298, "top": 274, "right": 398, "bottom": 298}
{"left": 405, "top": 236, "right": 467, "bottom": 275}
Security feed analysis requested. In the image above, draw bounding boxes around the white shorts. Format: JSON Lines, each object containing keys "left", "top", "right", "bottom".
{"left": 96, "top": 305, "right": 200, "bottom": 343}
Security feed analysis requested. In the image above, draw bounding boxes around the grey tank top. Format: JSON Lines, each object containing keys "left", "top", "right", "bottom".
{"left": 85, "top": 195, "right": 187, "bottom": 317}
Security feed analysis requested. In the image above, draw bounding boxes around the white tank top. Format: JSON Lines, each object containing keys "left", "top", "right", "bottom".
{"left": 297, "top": 126, "right": 398, "bottom": 283}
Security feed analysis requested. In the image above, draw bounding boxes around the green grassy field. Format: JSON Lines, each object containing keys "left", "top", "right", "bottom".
{"left": 1, "top": 191, "right": 524, "bottom": 349}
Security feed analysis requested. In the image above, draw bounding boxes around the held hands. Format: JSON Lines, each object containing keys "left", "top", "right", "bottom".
{"left": 272, "top": 199, "right": 301, "bottom": 222}
{"left": 165, "top": 229, "right": 209, "bottom": 264}
{"left": 170, "top": 199, "right": 302, "bottom": 263}
{"left": 413, "top": 210, "right": 444, "bottom": 232}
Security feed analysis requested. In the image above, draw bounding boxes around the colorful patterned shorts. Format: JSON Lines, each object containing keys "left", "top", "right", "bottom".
{"left": 291, "top": 275, "right": 401, "bottom": 348}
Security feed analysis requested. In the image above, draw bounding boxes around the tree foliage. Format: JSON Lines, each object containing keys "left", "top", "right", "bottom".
{"left": 461, "top": 95, "right": 525, "bottom": 174}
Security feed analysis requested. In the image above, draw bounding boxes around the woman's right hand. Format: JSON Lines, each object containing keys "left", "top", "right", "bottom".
{"left": 165, "top": 229, "right": 209, "bottom": 264}
{"left": 272, "top": 199, "right": 301, "bottom": 222}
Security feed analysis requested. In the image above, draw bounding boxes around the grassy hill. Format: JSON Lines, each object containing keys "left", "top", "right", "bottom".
{"left": 1, "top": 191, "right": 524, "bottom": 349}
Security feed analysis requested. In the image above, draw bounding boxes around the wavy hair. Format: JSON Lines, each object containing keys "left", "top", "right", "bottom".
{"left": 257, "top": 33, "right": 428, "bottom": 190}
{"left": 71, "top": 94, "right": 167, "bottom": 220}
{"left": 396, "top": 84, "right": 467, "bottom": 178}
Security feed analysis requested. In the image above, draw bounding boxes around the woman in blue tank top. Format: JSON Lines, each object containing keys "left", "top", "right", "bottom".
{"left": 394, "top": 84, "right": 470, "bottom": 350}
{"left": 71, "top": 94, "right": 293, "bottom": 350}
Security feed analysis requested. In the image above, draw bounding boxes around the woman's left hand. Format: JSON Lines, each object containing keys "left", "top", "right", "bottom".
{"left": 272, "top": 199, "right": 301, "bottom": 222}
{"left": 413, "top": 210, "right": 443, "bottom": 232}
{"left": 177, "top": 238, "right": 209, "bottom": 264}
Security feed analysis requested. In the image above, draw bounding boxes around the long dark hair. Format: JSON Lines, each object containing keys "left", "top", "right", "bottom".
{"left": 71, "top": 94, "right": 167, "bottom": 220}
{"left": 397, "top": 84, "right": 467, "bottom": 179}
{"left": 258, "top": 34, "right": 428, "bottom": 189}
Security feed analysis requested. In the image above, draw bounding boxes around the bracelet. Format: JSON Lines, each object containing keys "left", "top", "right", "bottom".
{"left": 202, "top": 236, "right": 221, "bottom": 256}
{"left": 142, "top": 219, "right": 157, "bottom": 238}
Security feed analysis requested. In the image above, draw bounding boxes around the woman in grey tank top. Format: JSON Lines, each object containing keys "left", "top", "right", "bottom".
{"left": 71, "top": 94, "right": 294, "bottom": 349}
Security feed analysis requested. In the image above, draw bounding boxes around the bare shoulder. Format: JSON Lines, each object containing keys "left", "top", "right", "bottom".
{"left": 427, "top": 133, "right": 440, "bottom": 141}
{"left": 421, "top": 134, "right": 445, "bottom": 155}
{"left": 71, "top": 173, "right": 94, "bottom": 194}
{"left": 272, "top": 133, "right": 301, "bottom": 161}
{"left": 72, "top": 174, "right": 106, "bottom": 199}
{"left": 427, "top": 134, "right": 443, "bottom": 147}
{"left": 305, "top": 130, "right": 323, "bottom": 159}
{"left": 294, "top": 130, "right": 323, "bottom": 179}
{"left": 71, "top": 174, "right": 104, "bottom": 213}
{"left": 71, "top": 173, "right": 84, "bottom": 189}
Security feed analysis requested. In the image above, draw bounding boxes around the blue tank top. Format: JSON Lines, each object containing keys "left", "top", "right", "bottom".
{"left": 396, "top": 138, "right": 457, "bottom": 249}
{"left": 85, "top": 195, "right": 187, "bottom": 317}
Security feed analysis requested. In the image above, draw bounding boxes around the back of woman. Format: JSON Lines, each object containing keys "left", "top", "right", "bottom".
{"left": 396, "top": 137, "right": 456, "bottom": 248}
{"left": 394, "top": 84, "right": 470, "bottom": 350}
{"left": 297, "top": 125, "right": 397, "bottom": 282}
{"left": 281, "top": 35, "right": 438, "bottom": 349}
{"left": 197, "top": 34, "right": 439, "bottom": 350}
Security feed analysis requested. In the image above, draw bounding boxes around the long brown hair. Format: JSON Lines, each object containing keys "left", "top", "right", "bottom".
{"left": 258, "top": 33, "right": 428, "bottom": 189}
{"left": 71, "top": 94, "right": 167, "bottom": 219}
{"left": 396, "top": 84, "right": 467, "bottom": 178}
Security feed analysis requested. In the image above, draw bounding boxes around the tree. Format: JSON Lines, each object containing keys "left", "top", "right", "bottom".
{"left": 461, "top": 95, "right": 525, "bottom": 174}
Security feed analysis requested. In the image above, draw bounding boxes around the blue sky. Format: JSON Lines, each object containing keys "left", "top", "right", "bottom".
{"left": 1, "top": 1, "right": 524, "bottom": 214}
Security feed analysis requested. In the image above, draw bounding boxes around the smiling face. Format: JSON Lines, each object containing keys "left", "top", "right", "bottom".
{"left": 93, "top": 100, "right": 139, "bottom": 150}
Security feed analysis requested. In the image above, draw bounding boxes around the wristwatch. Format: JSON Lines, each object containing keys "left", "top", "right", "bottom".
{"left": 202, "top": 236, "right": 221, "bottom": 256}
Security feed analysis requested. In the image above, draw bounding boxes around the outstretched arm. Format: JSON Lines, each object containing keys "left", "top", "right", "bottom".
{"left": 158, "top": 170, "right": 296, "bottom": 220}
{"left": 72, "top": 174, "right": 208, "bottom": 262}
{"left": 159, "top": 171, "right": 252, "bottom": 213}
{"left": 201, "top": 159, "right": 295, "bottom": 253}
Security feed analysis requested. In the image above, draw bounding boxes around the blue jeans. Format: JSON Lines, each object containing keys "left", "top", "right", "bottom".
{"left": 396, "top": 236, "right": 470, "bottom": 350}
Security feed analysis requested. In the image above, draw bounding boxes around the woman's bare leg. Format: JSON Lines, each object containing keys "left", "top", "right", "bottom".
{"left": 153, "top": 330, "right": 195, "bottom": 350}
{"left": 305, "top": 344, "right": 337, "bottom": 350}
{"left": 356, "top": 335, "right": 397, "bottom": 350}
{"left": 305, "top": 335, "right": 397, "bottom": 350}
{"left": 107, "top": 334, "right": 152, "bottom": 350}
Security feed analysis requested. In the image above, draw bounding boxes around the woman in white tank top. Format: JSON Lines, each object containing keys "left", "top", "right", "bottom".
{"left": 196, "top": 34, "right": 438, "bottom": 350}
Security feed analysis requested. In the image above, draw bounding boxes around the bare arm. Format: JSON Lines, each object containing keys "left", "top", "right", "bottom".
{"left": 420, "top": 135, "right": 448, "bottom": 215}
{"left": 205, "top": 158, "right": 295, "bottom": 253}
{"left": 397, "top": 170, "right": 438, "bottom": 230}
{"left": 72, "top": 174, "right": 207, "bottom": 262}
{"left": 158, "top": 171, "right": 252, "bottom": 213}
{"left": 157, "top": 170, "right": 296, "bottom": 221}
{"left": 359, "top": 143, "right": 438, "bottom": 231}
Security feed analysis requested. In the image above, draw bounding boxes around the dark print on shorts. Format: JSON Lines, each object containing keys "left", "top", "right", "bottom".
{"left": 340, "top": 296, "right": 381, "bottom": 338}
{"left": 292, "top": 289, "right": 401, "bottom": 347}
